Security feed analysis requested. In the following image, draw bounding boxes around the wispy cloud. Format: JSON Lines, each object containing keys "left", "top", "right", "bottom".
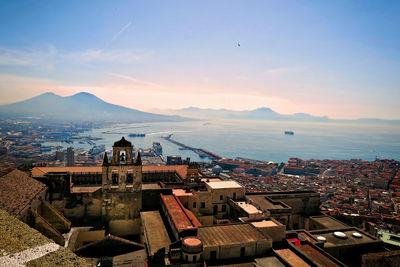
{"left": 0, "top": 45, "right": 142, "bottom": 71}
{"left": 73, "top": 49, "right": 141, "bottom": 63}
{"left": 108, "top": 72, "right": 164, "bottom": 88}
{"left": 264, "top": 67, "right": 295, "bottom": 75}
{"left": 0, "top": 46, "right": 56, "bottom": 71}
{"left": 106, "top": 22, "right": 132, "bottom": 48}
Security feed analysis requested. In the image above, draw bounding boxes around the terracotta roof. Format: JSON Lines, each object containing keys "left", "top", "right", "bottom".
{"left": 143, "top": 165, "right": 187, "bottom": 179}
{"left": 0, "top": 169, "right": 46, "bottom": 217}
{"left": 160, "top": 194, "right": 198, "bottom": 231}
{"left": 32, "top": 165, "right": 188, "bottom": 179}
{"left": 32, "top": 166, "right": 102, "bottom": 177}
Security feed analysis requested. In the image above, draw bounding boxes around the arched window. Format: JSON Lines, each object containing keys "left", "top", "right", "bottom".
{"left": 112, "top": 170, "right": 119, "bottom": 185}
{"left": 127, "top": 169, "right": 134, "bottom": 184}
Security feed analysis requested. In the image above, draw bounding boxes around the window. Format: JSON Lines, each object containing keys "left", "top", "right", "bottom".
{"left": 220, "top": 195, "right": 223, "bottom": 201}
{"left": 233, "top": 192, "right": 236, "bottom": 199}
{"left": 112, "top": 171, "right": 118, "bottom": 185}
{"left": 193, "top": 255, "right": 197, "bottom": 262}
{"left": 213, "top": 205, "right": 218, "bottom": 214}
{"left": 210, "top": 250, "right": 217, "bottom": 260}
{"left": 193, "top": 202, "right": 197, "bottom": 208}
{"left": 201, "top": 202, "right": 205, "bottom": 208}
{"left": 222, "top": 204, "right": 226, "bottom": 212}
{"left": 126, "top": 171, "right": 134, "bottom": 184}
{"left": 240, "top": 247, "right": 245, "bottom": 257}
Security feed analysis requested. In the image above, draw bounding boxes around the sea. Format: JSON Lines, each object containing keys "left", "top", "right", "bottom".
{"left": 46, "top": 119, "right": 400, "bottom": 163}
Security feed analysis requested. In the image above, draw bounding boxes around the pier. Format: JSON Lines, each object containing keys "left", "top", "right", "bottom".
{"left": 161, "top": 134, "right": 222, "bottom": 161}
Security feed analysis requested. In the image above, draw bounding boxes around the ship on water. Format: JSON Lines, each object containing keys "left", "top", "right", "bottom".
{"left": 152, "top": 142, "right": 163, "bottom": 155}
{"left": 128, "top": 133, "right": 146, "bottom": 137}
{"left": 89, "top": 145, "right": 105, "bottom": 155}
{"left": 284, "top": 131, "right": 294, "bottom": 135}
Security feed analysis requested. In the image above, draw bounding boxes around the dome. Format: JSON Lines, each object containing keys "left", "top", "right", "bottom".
{"left": 323, "top": 168, "right": 338, "bottom": 178}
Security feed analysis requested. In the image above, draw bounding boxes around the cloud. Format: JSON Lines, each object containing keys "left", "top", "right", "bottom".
{"left": 106, "top": 22, "right": 132, "bottom": 48}
{"left": 108, "top": 72, "right": 164, "bottom": 88}
{"left": 73, "top": 49, "right": 141, "bottom": 64}
{"left": 0, "top": 45, "right": 142, "bottom": 71}
{"left": 264, "top": 67, "right": 295, "bottom": 75}
{"left": 0, "top": 46, "right": 56, "bottom": 71}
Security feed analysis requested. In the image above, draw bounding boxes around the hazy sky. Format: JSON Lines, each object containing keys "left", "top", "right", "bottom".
{"left": 0, "top": 1, "right": 399, "bottom": 119}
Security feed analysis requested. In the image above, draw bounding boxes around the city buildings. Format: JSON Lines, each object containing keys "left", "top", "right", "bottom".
{"left": 1, "top": 137, "right": 400, "bottom": 266}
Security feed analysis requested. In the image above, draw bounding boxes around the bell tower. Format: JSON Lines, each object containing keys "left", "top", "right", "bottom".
{"left": 102, "top": 136, "right": 142, "bottom": 192}
{"left": 101, "top": 137, "right": 142, "bottom": 236}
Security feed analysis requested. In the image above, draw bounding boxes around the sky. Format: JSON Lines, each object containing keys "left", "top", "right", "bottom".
{"left": 0, "top": 0, "right": 399, "bottom": 119}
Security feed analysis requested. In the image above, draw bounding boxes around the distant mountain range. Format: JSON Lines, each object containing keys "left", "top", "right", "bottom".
{"left": 167, "top": 107, "right": 400, "bottom": 124}
{"left": 0, "top": 92, "right": 186, "bottom": 123}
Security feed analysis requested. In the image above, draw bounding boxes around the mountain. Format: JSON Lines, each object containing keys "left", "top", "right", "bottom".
{"left": 0, "top": 92, "right": 187, "bottom": 123}
{"left": 168, "top": 107, "right": 399, "bottom": 124}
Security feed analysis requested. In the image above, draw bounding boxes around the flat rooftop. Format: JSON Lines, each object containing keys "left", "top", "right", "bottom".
{"left": 235, "top": 201, "right": 263, "bottom": 215}
{"left": 246, "top": 195, "right": 290, "bottom": 211}
{"left": 160, "top": 194, "right": 199, "bottom": 231}
{"left": 310, "top": 215, "right": 350, "bottom": 230}
{"left": 141, "top": 183, "right": 161, "bottom": 190}
{"left": 140, "top": 211, "right": 171, "bottom": 257}
{"left": 310, "top": 228, "right": 379, "bottom": 248}
{"left": 198, "top": 223, "right": 269, "bottom": 247}
{"left": 205, "top": 180, "right": 243, "bottom": 189}
{"left": 173, "top": 189, "right": 193, "bottom": 197}
{"left": 251, "top": 220, "right": 278, "bottom": 228}
{"left": 70, "top": 186, "right": 101, "bottom": 194}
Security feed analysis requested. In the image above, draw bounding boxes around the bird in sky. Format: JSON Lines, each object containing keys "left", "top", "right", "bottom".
{"left": 238, "top": 42, "right": 240, "bottom": 47}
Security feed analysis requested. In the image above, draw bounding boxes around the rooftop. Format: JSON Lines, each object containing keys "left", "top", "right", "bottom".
{"left": 32, "top": 165, "right": 188, "bottom": 179}
{"left": 246, "top": 195, "right": 290, "bottom": 211}
{"left": 205, "top": 180, "right": 243, "bottom": 189}
{"left": 235, "top": 201, "right": 263, "bottom": 215}
{"left": 251, "top": 220, "right": 278, "bottom": 228}
{"left": 198, "top": 223, "right": 269, "bottom": 247}
{"left": 0, "top": 209, "right": 90, "bottom": 267}
{"left": 309, "top": 215, "right": 350, "bottom": 230}
{"left": 160, "top": 194, "right": 200, "bottom": 231}
{"left": 0, "top": 169, "right": 46, "bottom": 217}
{"left": 309, "top": 228, "right": 380, "bottom": 248}
{"left": 140, "top": 211, "right": 171, "bottom": 257}
{"left": 275, "top": 248, "right": 310, "bottom": 267}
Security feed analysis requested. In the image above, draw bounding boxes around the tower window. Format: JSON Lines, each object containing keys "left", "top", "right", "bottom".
{"left": 193, "top": 202, "right": 197, "bottom": 208}
{"left": 112, "top": 170, "right": 119, "bottom": 185}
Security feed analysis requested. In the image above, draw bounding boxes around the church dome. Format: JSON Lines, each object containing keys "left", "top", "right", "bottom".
{"left": 322, "top": 168, "right": 338, "bottom": 178}
{"left": 113, "top": 137, "right": 132, "bottom": 147}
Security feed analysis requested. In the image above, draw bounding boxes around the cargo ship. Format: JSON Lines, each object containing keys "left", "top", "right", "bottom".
{"left": 128, "top": 133, "right": 146, "bottom": 137}
{"left": 284, "top": 131, "right": 294, "bottom": 135}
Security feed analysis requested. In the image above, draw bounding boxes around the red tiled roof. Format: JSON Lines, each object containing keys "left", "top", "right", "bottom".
{"left": 161, "top": 194, "right": 198, "bottom": 231}
{"left": 0, "top": 169, "right": 46, "bottom": 217}
{"left": 31, "top": 165, "right": 188, "bottom": 179}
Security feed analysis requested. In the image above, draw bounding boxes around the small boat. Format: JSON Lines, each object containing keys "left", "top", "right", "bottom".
{"left": 284, "top": 131, "right": 294, "bottom": 135}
